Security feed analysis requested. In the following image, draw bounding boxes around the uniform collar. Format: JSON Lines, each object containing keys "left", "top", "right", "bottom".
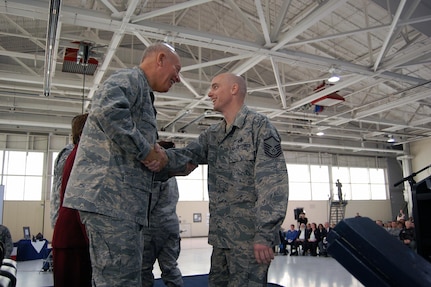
{"left": 222, "top": 105, "right": 249, "bottom": 130}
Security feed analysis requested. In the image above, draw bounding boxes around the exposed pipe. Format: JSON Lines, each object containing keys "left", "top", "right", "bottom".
{"left": 43, "top": 0, "right": 62, "bottom": 97}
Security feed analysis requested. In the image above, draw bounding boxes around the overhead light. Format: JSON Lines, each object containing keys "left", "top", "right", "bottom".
{"left": 327, "top": 67, "right": 340, "bottom": 83}
{"left": 387, "top": 135, "right": 395, "bottom": 143}
{"left": 316, "top": 131, "right": 325, "bottom": 136}
{"left": 328, "top": 74, "right": 340, "bottom": 83}
{"left": 43, "top": 0, "right": 62, "bottom": 96}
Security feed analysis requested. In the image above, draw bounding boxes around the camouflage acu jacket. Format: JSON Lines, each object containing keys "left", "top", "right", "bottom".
{"left": 63, "top": 67, "right": 159, "bottom": 225}
{"left": 169, "top": 105, "right": 289, "bottom": 248}
{"left": 51, "top": 143, "right": 73, "bottom": 228}
{"left": 145, "top": 177, "right": 180, "bottom": 235}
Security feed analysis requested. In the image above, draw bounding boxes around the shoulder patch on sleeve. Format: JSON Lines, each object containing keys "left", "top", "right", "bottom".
{"left": 264, "top": 135, "right": 282, "bottom": 158}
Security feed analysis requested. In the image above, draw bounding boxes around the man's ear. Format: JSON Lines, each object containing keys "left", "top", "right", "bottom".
{"left": 231, "top": 83, "right": 239, "bottom": 96}
{"left": 156, "top": 52, "right": 166, "bottom": 66}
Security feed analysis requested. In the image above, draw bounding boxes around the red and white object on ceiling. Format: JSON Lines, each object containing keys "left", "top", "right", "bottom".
{"left": 311, "top": 81, "right": 345, "bottom": 113}
{"left": 62, "top": 41, "right": 99, "bottom": 75}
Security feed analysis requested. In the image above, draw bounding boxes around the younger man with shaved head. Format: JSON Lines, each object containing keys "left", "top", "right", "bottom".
{"left": 152, "top": 73, "right": 289, "bottom": 286}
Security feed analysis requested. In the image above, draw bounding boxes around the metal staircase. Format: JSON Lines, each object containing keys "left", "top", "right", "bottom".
{"left": 329, "top": 199, "right": 348, "bottom": 226}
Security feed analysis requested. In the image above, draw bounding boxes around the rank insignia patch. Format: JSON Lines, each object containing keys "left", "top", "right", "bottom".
{"left": 264, "top": 136, "right": 282, "bottom": 158}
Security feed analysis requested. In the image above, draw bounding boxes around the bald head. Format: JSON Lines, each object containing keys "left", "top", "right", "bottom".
{"left": 225, "top": 73, "right": 246, "bottom": 96}
{"left": 141, "top": 42, "right": 177, "bottom": 62}
{"left": 208, "top": 73, "right": 248, "bottom": 123}
{"left": 139, "top": 42, "right": 181, "bottom": 93}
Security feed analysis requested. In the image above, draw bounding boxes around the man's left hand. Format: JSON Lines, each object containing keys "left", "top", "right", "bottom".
{"left": 253, "top": 243, "right": 274, "bottom": 265}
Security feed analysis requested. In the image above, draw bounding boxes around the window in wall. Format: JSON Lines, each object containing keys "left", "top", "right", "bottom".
{"left": 310, "top": 165, "right": 330, "bottom": 200}
{"left": 289, "top": 182, "right": 312, "bottom": 200}
{"left": 287, "top": 164, "right": 311, "bottom": 200}
{"left": 370, "top": 169, "right": 387, "bottom": 200}
{"left": 350, "top": 167, "right": 370, "bottom": 183}
{"left": 351, "top": 184, "right": 371, "bottom": 200}
{"left": 332, "top": 167, "right": 387, "bottom": 200}
{"left": 52, "top": 152, "right": 59, "bottom": 173}
{"left": 332, "top": 167, "right": 352, "bottom": 200}
{"left": 49, "top": 151, "right": 59, "bottom": 197}
{"left": 2, "top": 151, "right": 44, "bottom": 200}
{"left": 177, "top": 165, "right": 208, "bottom": 201}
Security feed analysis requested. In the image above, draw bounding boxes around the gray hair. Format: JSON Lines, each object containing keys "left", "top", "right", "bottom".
{"left": 141, "top": 42, "right": 177, "bottom": 62}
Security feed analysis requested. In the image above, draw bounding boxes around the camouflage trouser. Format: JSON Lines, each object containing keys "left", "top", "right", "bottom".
{"left": 141, "top": 231, "right": 183, "bottom": 287}
{"left": 80, "top": 211, "right": 143, "bottom": 287}
{"left": 209, "top": 246, "right": 270, "bottom": 287}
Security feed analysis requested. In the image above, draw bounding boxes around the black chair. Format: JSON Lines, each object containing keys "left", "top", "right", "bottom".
{"left": 0, "top": 241, "right": 17, "bottom": 271}
{"left": 0, "top": 275, "right": 11, "bottom": 287}
{"left": 1, "top": 260, "right": 16, "bottom": 271}
{"left": 0, "top": 266, "right": 16, "bottom": 287}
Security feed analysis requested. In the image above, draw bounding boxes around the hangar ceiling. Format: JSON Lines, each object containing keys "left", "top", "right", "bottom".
{"left": 1, "top": 0, "right": 431, "bottom": 157}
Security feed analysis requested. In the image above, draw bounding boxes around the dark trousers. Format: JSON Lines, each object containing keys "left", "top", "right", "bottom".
{"left": 53, "top": 247, "right": 92, "bottom": 287}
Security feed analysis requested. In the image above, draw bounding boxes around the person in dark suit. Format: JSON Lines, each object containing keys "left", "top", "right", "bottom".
{"left": 304, "top": 223, "right": 320, "bottom": 256}
{"left": 316, "top": 223, "right": 327, "bottom": 256}
{"left": 399, "top": 220, "right": 416, "bottom": 251}
{"left": 297, "top": 212, "right": 308, "bottom": 229}
{"left": 292, "top": 223, "right": 307, "bottom": 256}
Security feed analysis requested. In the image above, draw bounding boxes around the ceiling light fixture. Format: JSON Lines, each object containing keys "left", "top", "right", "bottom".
{"left": 387, "top": 135, "right": 395, "bottom": 143}
{"left": 316, "top": 131, "right": 325, "bottom": 136}
{"left": 327, "top": 67, "right": 340, "bottom": 83}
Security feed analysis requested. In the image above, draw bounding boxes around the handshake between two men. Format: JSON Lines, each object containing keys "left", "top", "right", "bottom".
{"left": 141, "top": 143, "right": 197, "bottom": 176}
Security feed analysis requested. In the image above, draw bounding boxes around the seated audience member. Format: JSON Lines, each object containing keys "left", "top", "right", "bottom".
{"left": 277, "top": 229, "right": 288, "bottom": 255}
{"left": 292, "top": 223, "right": 307, "bottom": 256}
{"left": 305, "top": 223, "right": 319, "bottom": 256}
{"left": 316, "top": 223, "right": 326, "bottom": 256}
{"left": 387, "top": 221, "right": 402, "bottom": 239}
{"left": 285, "top": 224, "right": 298, "bottom": 255}
{"left": 324, "top": 221, "right": 332, "bottom": 234}
{"left": 384, "top": 221, "right": 392, "bottom": 231}
{"left": 375, "top": 219, "right": 384, "bottom": 227}
{"left": 399, "top": 220, "right": 416, "bottom": 251}
{"left": 319, "top": 222, "right": 332, "bottom": 257}
{"left": 0, "top": 224, "right": 13, "bottom": 258}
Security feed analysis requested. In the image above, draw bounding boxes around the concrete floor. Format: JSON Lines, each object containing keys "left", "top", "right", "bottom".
{"left": 15, "top": 237, "right": 363, "bottom": 287}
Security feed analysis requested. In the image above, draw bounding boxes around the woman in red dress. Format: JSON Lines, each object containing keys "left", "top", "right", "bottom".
{"left": 52, "top": 113, "right": 91, "bottom": 287}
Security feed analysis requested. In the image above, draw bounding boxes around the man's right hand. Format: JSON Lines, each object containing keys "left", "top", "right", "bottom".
{"left": 142, "top": 144, "right": 168, "bottom": 172}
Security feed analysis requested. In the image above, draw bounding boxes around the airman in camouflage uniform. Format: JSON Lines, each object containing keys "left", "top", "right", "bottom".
{"left": 141, "top": 177, "right": 183, "bottom": 287}
{"left": 165, "top": 73, "right": 289, "bottom": 286}
{"left": 142, "top": 141, "right": 183, "bottom": 287}
{"left": 50, "top": 143, "right": 73, "bottom": 228}
{"left": 63, "top": 42, "right": 190, "bottom": 287}
{"left": 0, "top": 224, "right": 13, "bottom": 258}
